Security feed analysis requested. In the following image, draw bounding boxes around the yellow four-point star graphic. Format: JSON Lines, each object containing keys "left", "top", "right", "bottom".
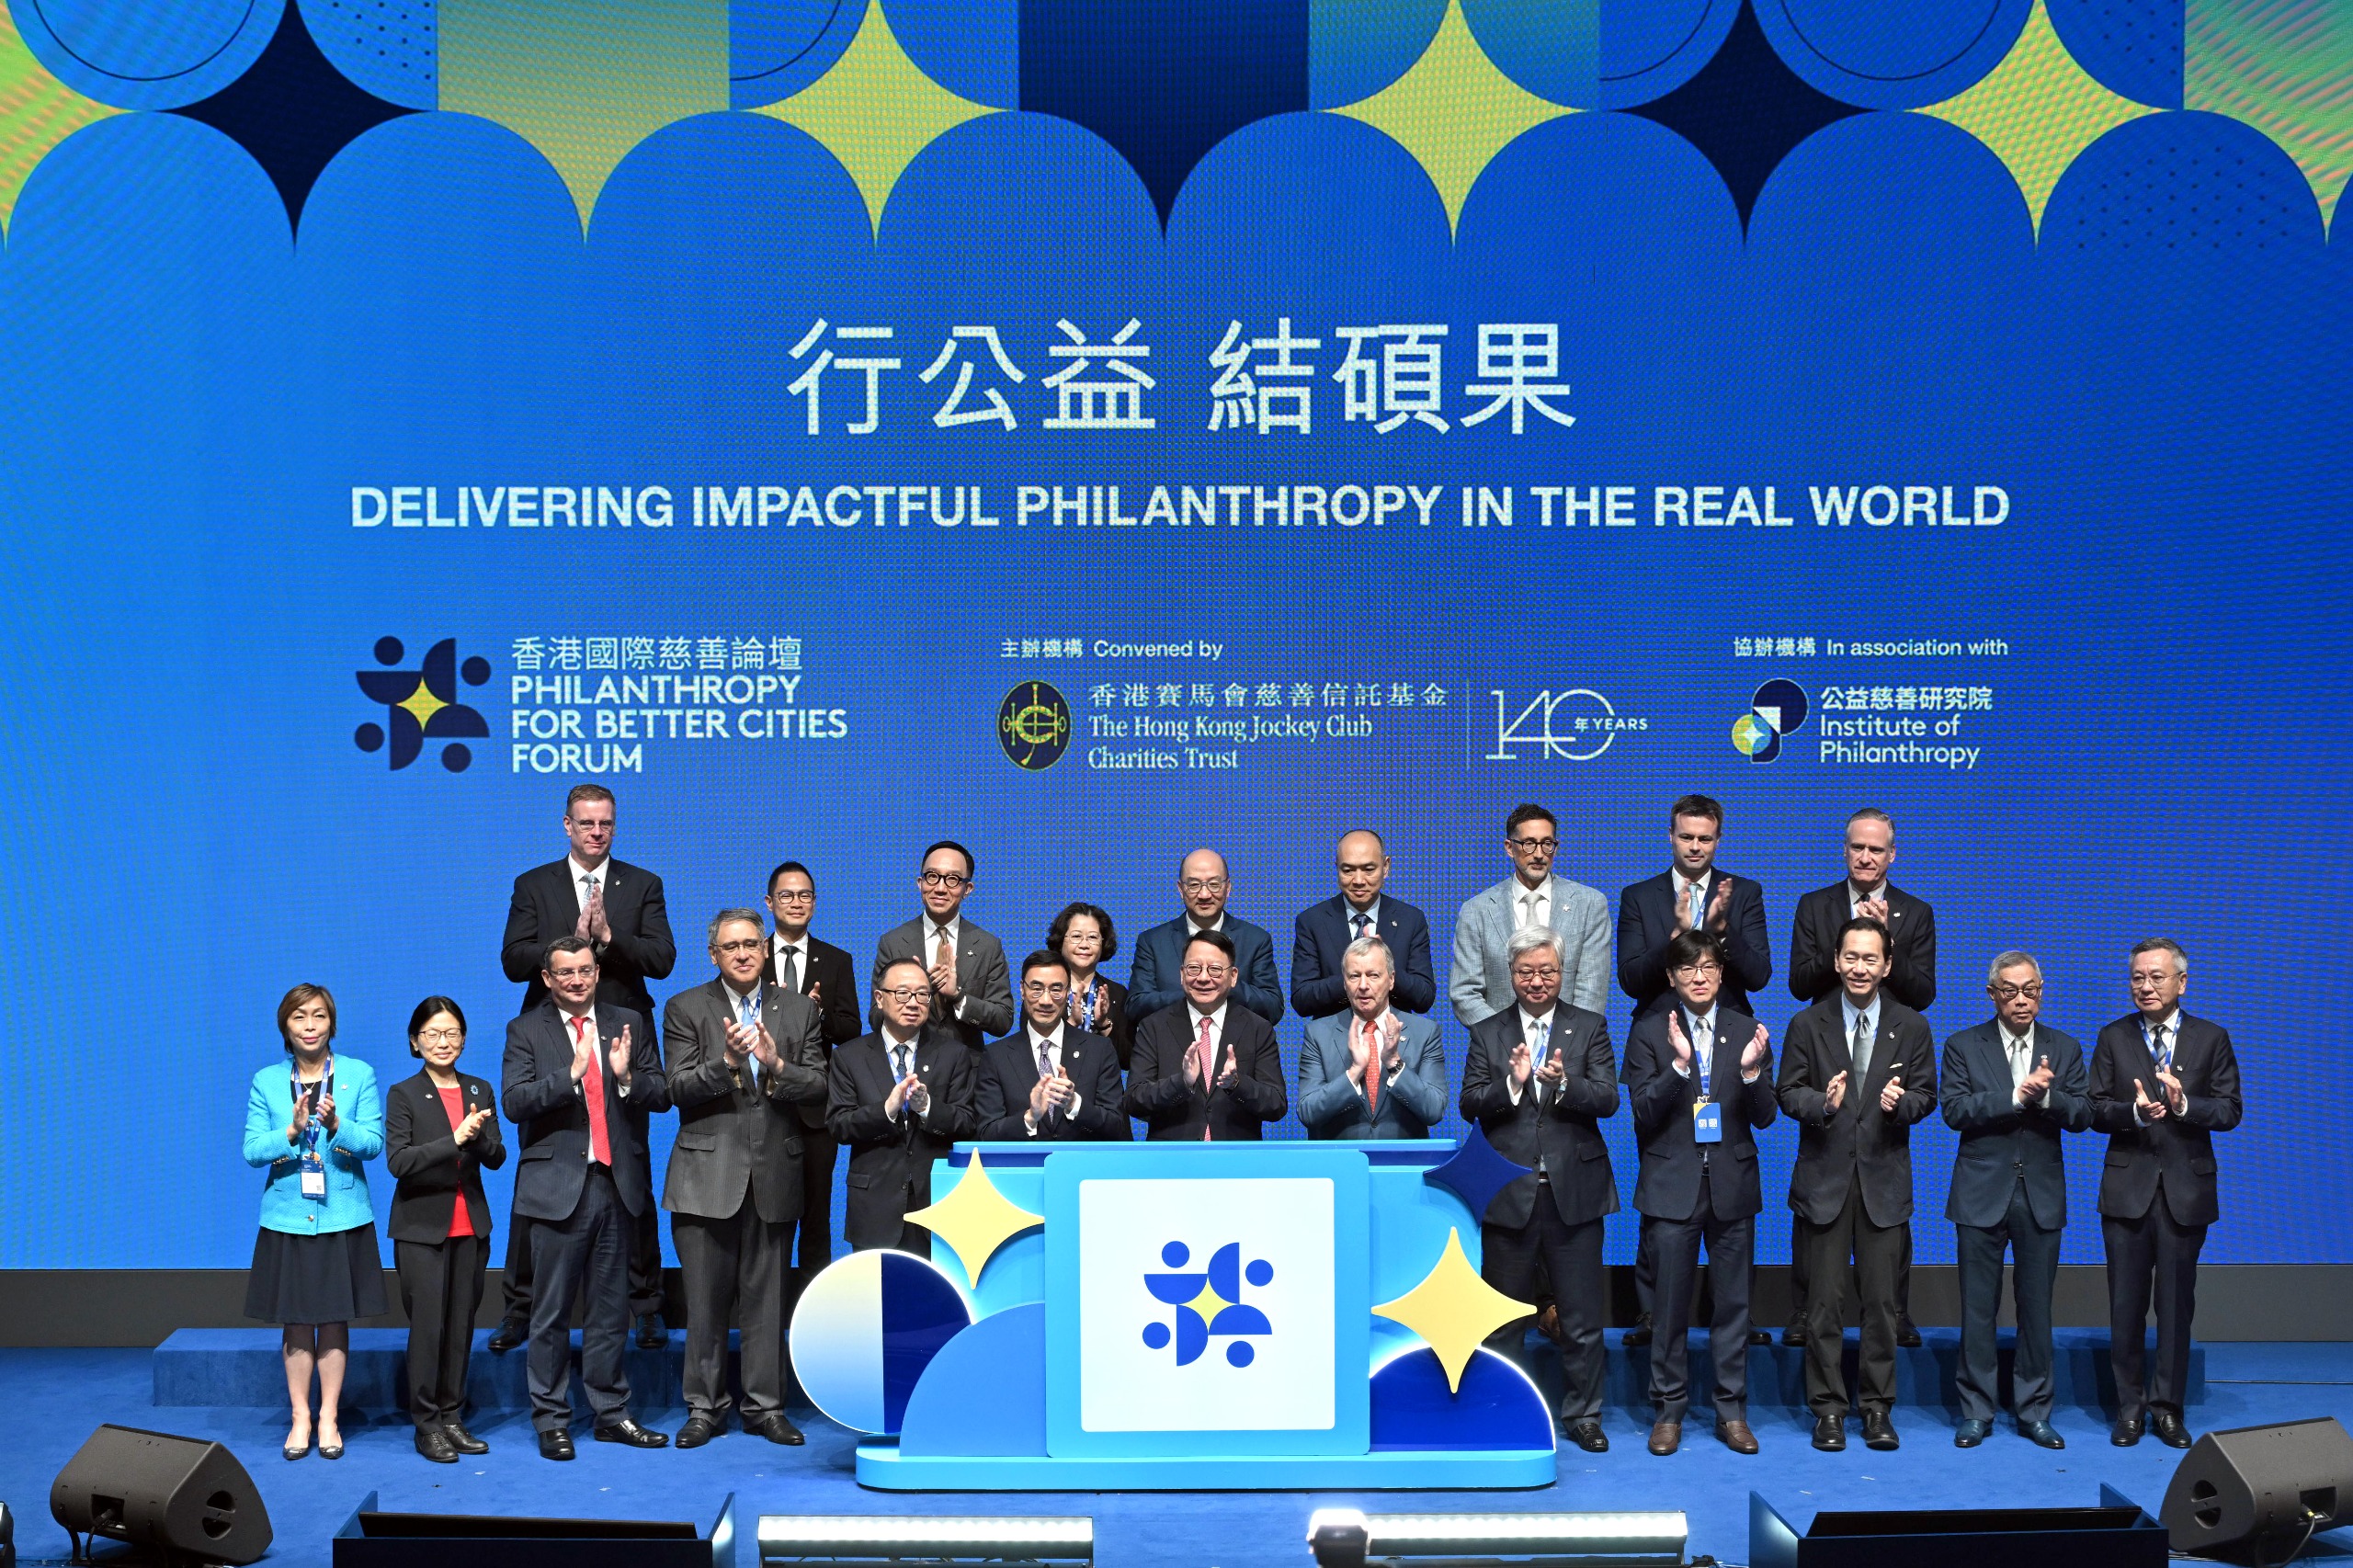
{"left": 397, "top": 678, "right": 449, "bottom": 730}
{"left": 1372, "top": 1227, "right": 1531, "bottom": 1393}
{"left": 904, "top": 1153, "right": 1041, "bottom": 1283}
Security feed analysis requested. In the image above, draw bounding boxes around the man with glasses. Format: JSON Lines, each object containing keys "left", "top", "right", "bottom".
{"left": 2090, "top": 938, "right": 2241, "bottom": 1449}
{"left": 1451, "top": 804, "right": 1611, "bottom": 1028}
{"left": 494, "top": 784, "right": 678, "bottom": 1353}
{"left": 1128, "top": 848, "right": 1285, "bottom": 1026}
{"left": 1624, "top": 930, "right": 1777, "bottom": 1456}
{"left": 659, "top": 910, "right": 828, "bottom": 1449}
{"left": 762, "top": 861, "right": 861, "bottom": 1271}
{"left": 1940, "top": 952, "right": 2089, "bottom": 1451}
{"left": 1125, "top": 930, "right": 1287, "bottom": 1141}
{"left": 1291, "top": 829, "right": 1438, "bottom": 1020}
{"left": 978, "top": 951, "right": 1131, "bottom": 1141}
{"left": 826, "top": 959, "right": 977, "bottom": 1255}
{"left": 1460, "top": 926, "right": 1619, "bottom": 1450}
{"left": 870, "top": 840, "right": 1014, "bottom": 1052}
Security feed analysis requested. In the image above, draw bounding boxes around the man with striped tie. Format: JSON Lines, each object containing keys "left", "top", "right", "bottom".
{"left": 2092, "top": 938, "right": 2242, "bottom": 1449}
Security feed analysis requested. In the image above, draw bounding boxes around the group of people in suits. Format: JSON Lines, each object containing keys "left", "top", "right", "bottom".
{"left": 239, "top": 784, "right": 2240, "bottom": 1469}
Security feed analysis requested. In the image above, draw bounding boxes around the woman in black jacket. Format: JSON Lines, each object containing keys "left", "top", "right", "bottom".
{"left": 384, "top": 996, "right": 505, "bottom": 1463}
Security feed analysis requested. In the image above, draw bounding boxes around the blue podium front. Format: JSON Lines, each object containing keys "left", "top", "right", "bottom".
{"left": 846, "top": 1140, "right": 1560, "bottom": 1491}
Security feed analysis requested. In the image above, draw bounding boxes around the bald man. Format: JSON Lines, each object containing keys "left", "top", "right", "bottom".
{"left": 1127, "top": 848, "right": 1284, "bottom": 1027}
{"left": 1291, "top": 830, "right": 1437, "bottom": 1018}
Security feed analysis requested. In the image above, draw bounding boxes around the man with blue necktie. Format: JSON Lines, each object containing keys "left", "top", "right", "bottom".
{"left": 1291, "top": 830, "right": 1438, "bottom": 1018}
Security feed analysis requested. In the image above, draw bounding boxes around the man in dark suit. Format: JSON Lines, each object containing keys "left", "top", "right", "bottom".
{"left": 763, "top": 859, "right": 860, "bottom": 1270}
{"left": 1459, "top": 926, "right": 1620, "bottom": 1451}
{"left": 826, "top": 959, "right": 979, "bottom": 1254}
{"left": 501, "top": 936, "right": 671, "bottom": 1460}
{"left": 1784, "top": 806, "right": 1935, "bottom": 1349}
{"left": 1125, "top": 929, "right": 1289, "bottom": 1140}
{"left": 661, "top": 909, "right": 829, "bottom": 1449}
{"left": 1291, "top": 829, "right": 1438, "bottom": 1018}
{"left": 1128, "top": 848, "right": 1285, "bottom": 1026}
{"left": 1616, "top": 793, "right": 1773, "bottom": 1351}
{"left": 1624, "top": 929, "right": 1777, "bottom": 1456}
{"left": 493, "top": 784, "right": 677, "bottom": 1353}
{"left": 870, "top": 840, "right": 1014, "bottom": 1051}
{"left": 2092, "top": 937, "right": 2242, "bottom": 1449}
{"left": 1778, "top": 916, "right": 1937, "bottom": 1452}
{"left": 977, "top": 951, "right": 1131, "bottom": 1141}
{"left": 1941, "top": 950, "right": 2091, "bottom": 1450}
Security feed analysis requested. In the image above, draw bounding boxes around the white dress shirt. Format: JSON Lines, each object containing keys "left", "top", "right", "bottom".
{"left": 881, "top": 1023, "right": 924, "bottom": 1119}
{"left": 1506, "top": 1004, "right": 1557, "bottom": 1107}
{"left": 723, "top": 980, "right": 763, "bottom": 1087}
{"left": 924, "top": 916, "right": 968, "bottom": 1019}
{"left": 1512, "top": 879, "right": 1552, "bottom": 936}
{"left": 569, "top": 854, "right": 608, "bottom": 913}
{"left": 771, "top": 933, "right": 809, "bottom": 990}
{"left": 1023, "top": 1023, "right": 1083, "bottom": 1129}
{"left": 2002, "top": 1025, "right": 2037, "bottom": 1100}
{"left": 1672, "top": 1004, "right": 1720, "bottom": 1084}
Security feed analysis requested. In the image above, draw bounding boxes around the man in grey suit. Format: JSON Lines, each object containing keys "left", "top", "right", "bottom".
{"left": 1297, "top": 937, "right": 1446, "bottom": 1139}
{"left": 1451, "top": 803, "right": 1611, "bottom": 1027}
{"left": 870, "top": 839, "right": 1014, "bottom": 1051}
{"left": 1940, "top": 950, "right": 2090, "bottom": 1451}
{"left": 661, "top": 909, "right": 829, "bottom": 1450}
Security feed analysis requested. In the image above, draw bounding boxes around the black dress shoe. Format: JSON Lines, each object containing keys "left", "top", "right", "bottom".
{"left": 1813, "top": 1414, "right": 1847, "bottom": 1451}
{"left": 539, "top": 1428, "right": 575, "bottom": 1460}
{"left": 1896, "top": 1317, "right": 1924, "bottom": 1349}
{"left": 415, "top": 1426, "right": 458, "bottom": 1464}
{"left": 2111, "top": 1415, "right": 2144, "bottom": 1447}
{"left": 441, "top": 1423, "right": 489, "bottom": 1455}
{"left": 2151, "top": 1408, "right": 2192, "bottom": 1449}
{"left": 1749, "top": 1327, "right": 1774, "bottom": 1346}
{"left": 486, "top": 1320, "right": 529, "bottom": 1354}
{"left": 1863, "top": 1410, "right": 1900, "bottom": 1450}
{"left": 1954, "top": 1417, "right": 1991, "bottom": 1449}
{"left": 1622, "top": 1316, "right": 1654, "bottom": 1349}
{"left": 595, "top": 1417, "right": 669, "bottom": 1449}
{"left": 675, "top": 1415, "right": 719, "bottom": 1449}
{"left": 633, "top": 1314, "right": 667, "bottom": 1350}
{"left": 1564, "top": 1419, "right": 1608, "bottom": 1453}
{"left": 1784, "top": 1324, "right": 1809, "bottom": 1347}
{"left": 752, "top": 1414, "right": 806, "bottom": 1446}
{"left": 2020, "top": 1419, "right": 2065, "bottom": 1449}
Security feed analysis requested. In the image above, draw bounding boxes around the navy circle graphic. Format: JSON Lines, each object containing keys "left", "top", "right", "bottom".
{"left": 998, "top": 680, "right": 1072, "bottom": 771}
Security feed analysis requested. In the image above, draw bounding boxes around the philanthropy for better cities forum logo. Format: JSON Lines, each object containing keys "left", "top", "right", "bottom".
{"left": 1732, "top": 678, "right": 1811, "bottom": 764}
{"left": 998, "top": 679, "right": 1072, "bottom": 770}
{"left": 1142, "top": 1240, "right": 1275, "bottom": 1369}
{"left": 356, "top": 637, "right": 492, "bottom": 772}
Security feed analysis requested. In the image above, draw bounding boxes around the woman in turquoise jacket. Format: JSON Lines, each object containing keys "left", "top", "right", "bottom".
{"left": 242, "top": 983, "right": 385, "bottom": 1460}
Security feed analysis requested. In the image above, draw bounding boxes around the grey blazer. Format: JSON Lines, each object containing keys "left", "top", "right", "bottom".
{"left": 1449, "top": 874, "right": 1611, "bottom": 1026}
{"left": 871, "top": 916, "right": 1016, "bottom": 1049}
{"left": 659, "top": 977, "right": 828, "bottom": 1224}
{"left": 1296, "top": 1011, "right": 1447, "bottom": 1139}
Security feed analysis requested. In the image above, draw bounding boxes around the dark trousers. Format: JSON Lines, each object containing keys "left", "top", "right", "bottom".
{"left": 2104, "top": 1201, "right": 2207, "bottom": 1418}
{"left": 395, "top": 1233, "right": 487, "bottom": 1426}
{"left": 852, "top": 1222, "right": 931, "bottom": 1257}
{"left": 1482, "top": 1190, "right": 1606, "bottom": 1422}
{"left": 526, "top": 1165, "right": 633, "bottom": 1431}
{"left": 1956, "top": 1180, "right": 2063, "bottom": 1422}
{"left": 1645, "top": 1176, "right": 1755, "bottom": 1423}
{"left": 1634, "top": 1224, "right": 1654, "bottom": 1320}
{"left": 795, "top": 1132, "right": 837, "bottom": 1270}
{"left": 674, "top": 1199, "right": 790, "bottom": 1422}
{"left": 1801, "top": 1179, "right": 1907, "bottom": 1416}
{"left": 1790, "top": 1210, "right": 1912, "bottom": 1326}
{"left": 503, "top": 1197, "right": 665, "bottom": 1326}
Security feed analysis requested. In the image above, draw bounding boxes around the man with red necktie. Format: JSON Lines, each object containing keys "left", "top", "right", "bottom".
{"left": 1125, "top": 931, "right": 1287, "bottom": 1141}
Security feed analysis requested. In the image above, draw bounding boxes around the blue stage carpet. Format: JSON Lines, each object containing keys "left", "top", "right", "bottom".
{"left": 6, "top": 1338, "right": 2353, "bottom": 1566}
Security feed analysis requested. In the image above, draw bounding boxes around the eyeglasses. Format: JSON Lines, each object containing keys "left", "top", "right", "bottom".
{"left": 548, "top": 965, "right": 597, "bottom": 982}
{"left": 1022, "top": 981, "right": 1071, "bottom": 997}
{"left": 770, "top": 889, "right": 814, "bottom": 903}
{"left": 1990, "top": 983, "right": 2043, "bottom": 1001}
{"left": 878, "top": 985, "right": 930, "bottom": 1004}
{"left": 1508, "top": 836, "right": 1557, "bottom": 852}
{"left": 1670, "top": 963, "right": 1723, "bottom": 979}
{"left": 415, "top": 1028, "right": 463, "bottom": 1045}
{"left": 918, "top": 870, "right": 970, "bottom": 889}
{"left": 1509, "top": 965, "right": 1560, "bottom": 981}
{"left": 1180, "top": 964, "right": 1231, "bottom": 979}
{"left": 714, "top": 938, "right": 765, "bottom": 955}
{"left": 1178, "top": 878, "right": 1229, "bottom": 894}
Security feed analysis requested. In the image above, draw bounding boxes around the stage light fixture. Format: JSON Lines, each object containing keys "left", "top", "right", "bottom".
{"left": 2161, "top": 1417, "right": 2353, "bottom": 1564}
{"left": 758, "top": 1514, "right": 1093, "bottom": 1564}
{"left": 1305, "top": 1508, "right": 1688, "bottom": 1568}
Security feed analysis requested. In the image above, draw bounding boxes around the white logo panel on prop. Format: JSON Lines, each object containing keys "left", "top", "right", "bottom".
{"left": 1076, "top": 1176, "right": 1335, "bottom": 1432}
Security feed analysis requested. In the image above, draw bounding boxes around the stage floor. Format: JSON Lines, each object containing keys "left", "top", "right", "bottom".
{"left": 6, "top": 1337, "right": 2353, "bottom": 1567}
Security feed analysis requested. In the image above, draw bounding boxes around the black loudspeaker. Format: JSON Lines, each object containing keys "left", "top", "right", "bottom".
{"left": 2161, "top": 1416, "right": 2353, "bottom": 1561}
{"left": 49, "top": 1424, "right": 272, "bottom": 1566}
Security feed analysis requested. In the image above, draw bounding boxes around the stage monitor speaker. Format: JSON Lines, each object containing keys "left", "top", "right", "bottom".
{"left": 49, "top": 1424, "right": 272, "bottom": 1566}
{"left": 2161, "top": 1416, "right": 2353, "bottom": 1562}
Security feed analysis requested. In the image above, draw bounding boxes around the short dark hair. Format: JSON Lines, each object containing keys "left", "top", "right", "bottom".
{"left": 1048, "top": 902, "right": 1119, "bottom": 962}
{"left": 1835, "top": 915, "right": 1890, "bottom": 956}
{"left": 544, "top": 934, "right": 597, "bottom": 970}
{"left": 1670, "top": 794, "right": 1722, "bottom": 827}
{"left": 1184, "top": 927, "right": 1238, "bottom": 964}
{"left": 277, "top": 983, "right": 336, "bottom": 1049}
{"left": 922, "top": 839, "right": 975, "bottom": 879}
{"left": 564, "top": 783, "right": 614, "bottom": 813}
{"left": 1505, "top": 803, "right": 1555, "bottom": 838}
{"left": 1664, "top": 929, "right": 1726, "bottom": 972}
{"left": 1020, "top": 949, "right": 1070, "bottom": 982}
{"left": 406, "top": 995, "right": 469, "bottom": 1056}
{"left": 767, "top": 859, "right": 814, "bottom": 896}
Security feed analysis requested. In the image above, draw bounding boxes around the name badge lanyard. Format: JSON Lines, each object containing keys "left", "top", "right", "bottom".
{"left": 293, "top": 1058, "right": 335, "bottom": 1199}
{"left": 1692, "top": 1031, "right": 1722, "bottom": 1144}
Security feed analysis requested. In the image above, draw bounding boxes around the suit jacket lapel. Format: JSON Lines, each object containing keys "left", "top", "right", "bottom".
{"left": 420, "top": 1073, "right": 460, "bottom": 1137}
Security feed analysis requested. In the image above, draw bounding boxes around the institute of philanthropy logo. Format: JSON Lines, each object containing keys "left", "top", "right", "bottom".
{"left": 997, "top": 679, "right": 1073, "bottom": 770}
{"left": 1732, "top": 678, "right": 1811, "bottom": 764}
{"left": 1141, "top": 1241, "right": 1275, "bottom": 1368}
{"left": 355, "top": 637, "right": 492, "bottom": 772}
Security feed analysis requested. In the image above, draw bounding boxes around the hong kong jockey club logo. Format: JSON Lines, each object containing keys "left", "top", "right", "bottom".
{"left": 356, "top": 637, "right": 492, "bottom": 772}
{"left": 998, "top": 679, "right": 1072, "bottom": 770}
{"left": 1733, "top": 677, "right": 1811, "bottom": 764}
{"left": 1142, "top": 1241, "right": 1274, "bottom": 1368}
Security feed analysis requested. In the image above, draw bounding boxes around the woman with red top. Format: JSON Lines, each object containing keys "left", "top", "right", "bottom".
{"left": 384, "top": 996, "right": 506, "bottom": 1463}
